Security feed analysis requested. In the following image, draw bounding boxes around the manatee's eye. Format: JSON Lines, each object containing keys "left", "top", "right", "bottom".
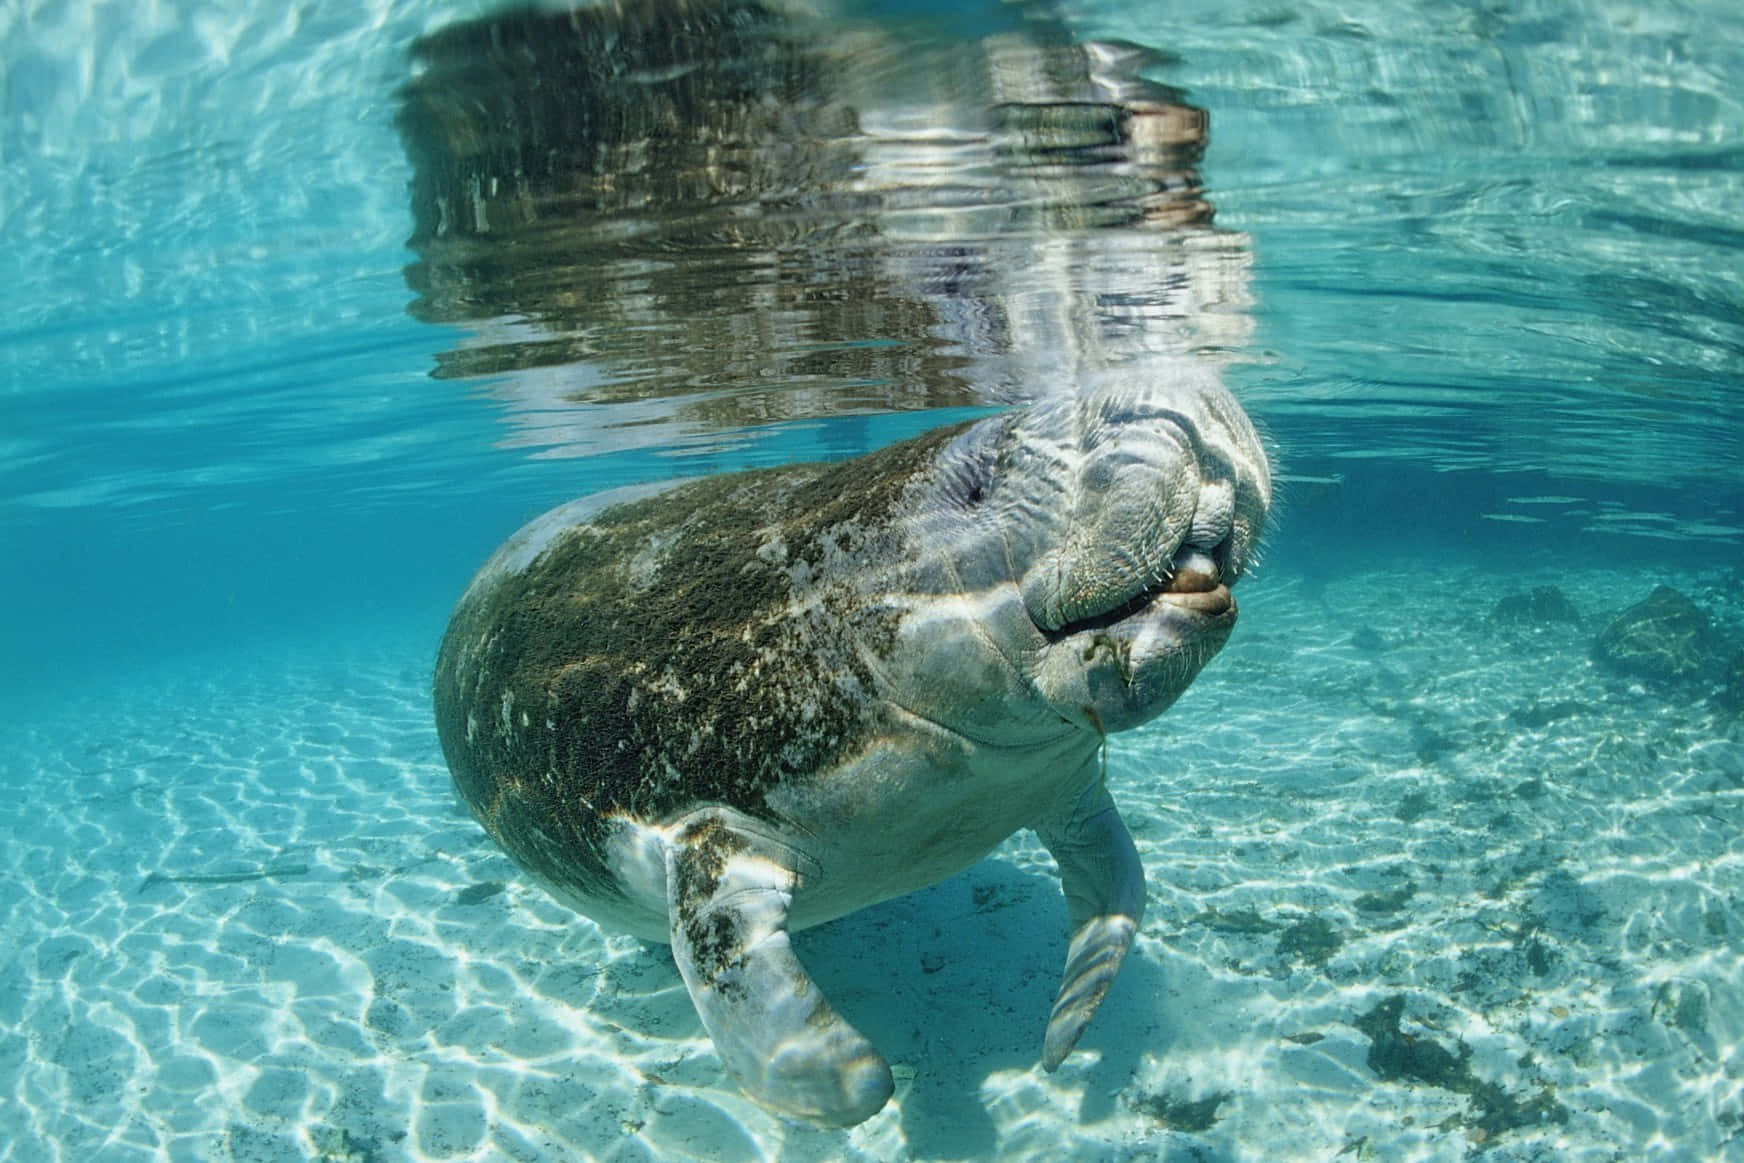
{"left": 959, "top": 451, "right": 999, "bottom": 508}
{"left": 940, "top": 420, "right": 1002, "bottom": 511}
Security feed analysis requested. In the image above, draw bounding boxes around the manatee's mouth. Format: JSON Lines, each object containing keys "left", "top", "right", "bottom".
{"left": 1043, "top": 545, "right": 1235, "bottom": 641}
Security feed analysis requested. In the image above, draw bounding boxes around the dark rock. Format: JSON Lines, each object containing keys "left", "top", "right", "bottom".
{"left": 1590, "top": 586, "right": 1717, "bottom": 681}
{"left": 1491, "top": 586, "right": 1580, "bottom": 627}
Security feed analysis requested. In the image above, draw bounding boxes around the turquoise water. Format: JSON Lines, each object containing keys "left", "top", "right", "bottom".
{"left": 3, "top": 1, "right": 1741, "bottom": 1159}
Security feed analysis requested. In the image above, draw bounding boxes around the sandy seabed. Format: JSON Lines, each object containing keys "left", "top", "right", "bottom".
{"left": 2, "top": 555, "right": 1741, "bottom": 1162}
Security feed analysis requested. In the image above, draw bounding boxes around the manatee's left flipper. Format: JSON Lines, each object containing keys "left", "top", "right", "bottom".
{"left": 1034, "top": 780, "right": 1146, "bottom": 1071}
{"left": 666, "top": 816, "right": 894, "bottom": 1126}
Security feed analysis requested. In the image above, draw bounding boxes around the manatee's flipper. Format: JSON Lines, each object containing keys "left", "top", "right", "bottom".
{"left": 1034, "top": 781, "right": 1146, "bottom": 1070}
{"left": 666, "top": 816, "right": 894, "bottom": 1126}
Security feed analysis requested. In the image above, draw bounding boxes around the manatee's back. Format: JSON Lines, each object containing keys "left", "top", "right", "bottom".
{"left": 432, "top": 428, "right": 960, "bottom": 904}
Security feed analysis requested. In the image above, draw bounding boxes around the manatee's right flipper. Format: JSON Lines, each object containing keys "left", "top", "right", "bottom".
{"left": 666, "top": 816, "right": 894, "bottom": 1126}
{"left": 1034, "top": 780, "right": 1146, "bottom": 1071}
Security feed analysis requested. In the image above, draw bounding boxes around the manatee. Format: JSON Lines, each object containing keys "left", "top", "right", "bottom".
{"left": 433, "top": 373, "right": 1270, "bottom": 1125}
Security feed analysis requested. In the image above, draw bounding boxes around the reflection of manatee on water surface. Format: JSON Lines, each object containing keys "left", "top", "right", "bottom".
{"left": 404, "top": 0, "right": 1272, "bottom": 1128}
{"left": 396, "top": 0, "right": 1254, "bottom": 455}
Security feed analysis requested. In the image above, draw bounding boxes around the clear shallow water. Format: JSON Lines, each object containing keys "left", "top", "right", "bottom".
{"left": 3, "top": 1, "right": 1742, "bottom": 1160}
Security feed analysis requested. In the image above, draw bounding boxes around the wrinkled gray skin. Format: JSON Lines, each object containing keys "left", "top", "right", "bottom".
{"left": 434, "top": 369, "right": 1269, "bottom": 1126}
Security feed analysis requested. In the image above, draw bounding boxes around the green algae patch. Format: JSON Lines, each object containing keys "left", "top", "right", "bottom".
{"left": 1356, "top": 995, "right": 1568, "bottom": 1140}
{"left": 1277, "top": 914, "right": 1343, "bottom": 966}
{"left": 1353, "top": 881, "right": 1416, "bottom": 915}
{"left": 1130, "top": 1089, "right": 1230, "bottom": 1133}
{"left": 1192, "top": 906, "right": 1280, "bottom": 934}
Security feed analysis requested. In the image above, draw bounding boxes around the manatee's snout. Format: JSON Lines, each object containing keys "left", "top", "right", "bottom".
{"left": 969, "top": 371, "right": 1270, "bottom": 735}
{"left": 898, "top": 372, "right": 1267, "bottom": 739}
{"left": 1011, "top": 370, "right": 1270, "bottom": 638}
